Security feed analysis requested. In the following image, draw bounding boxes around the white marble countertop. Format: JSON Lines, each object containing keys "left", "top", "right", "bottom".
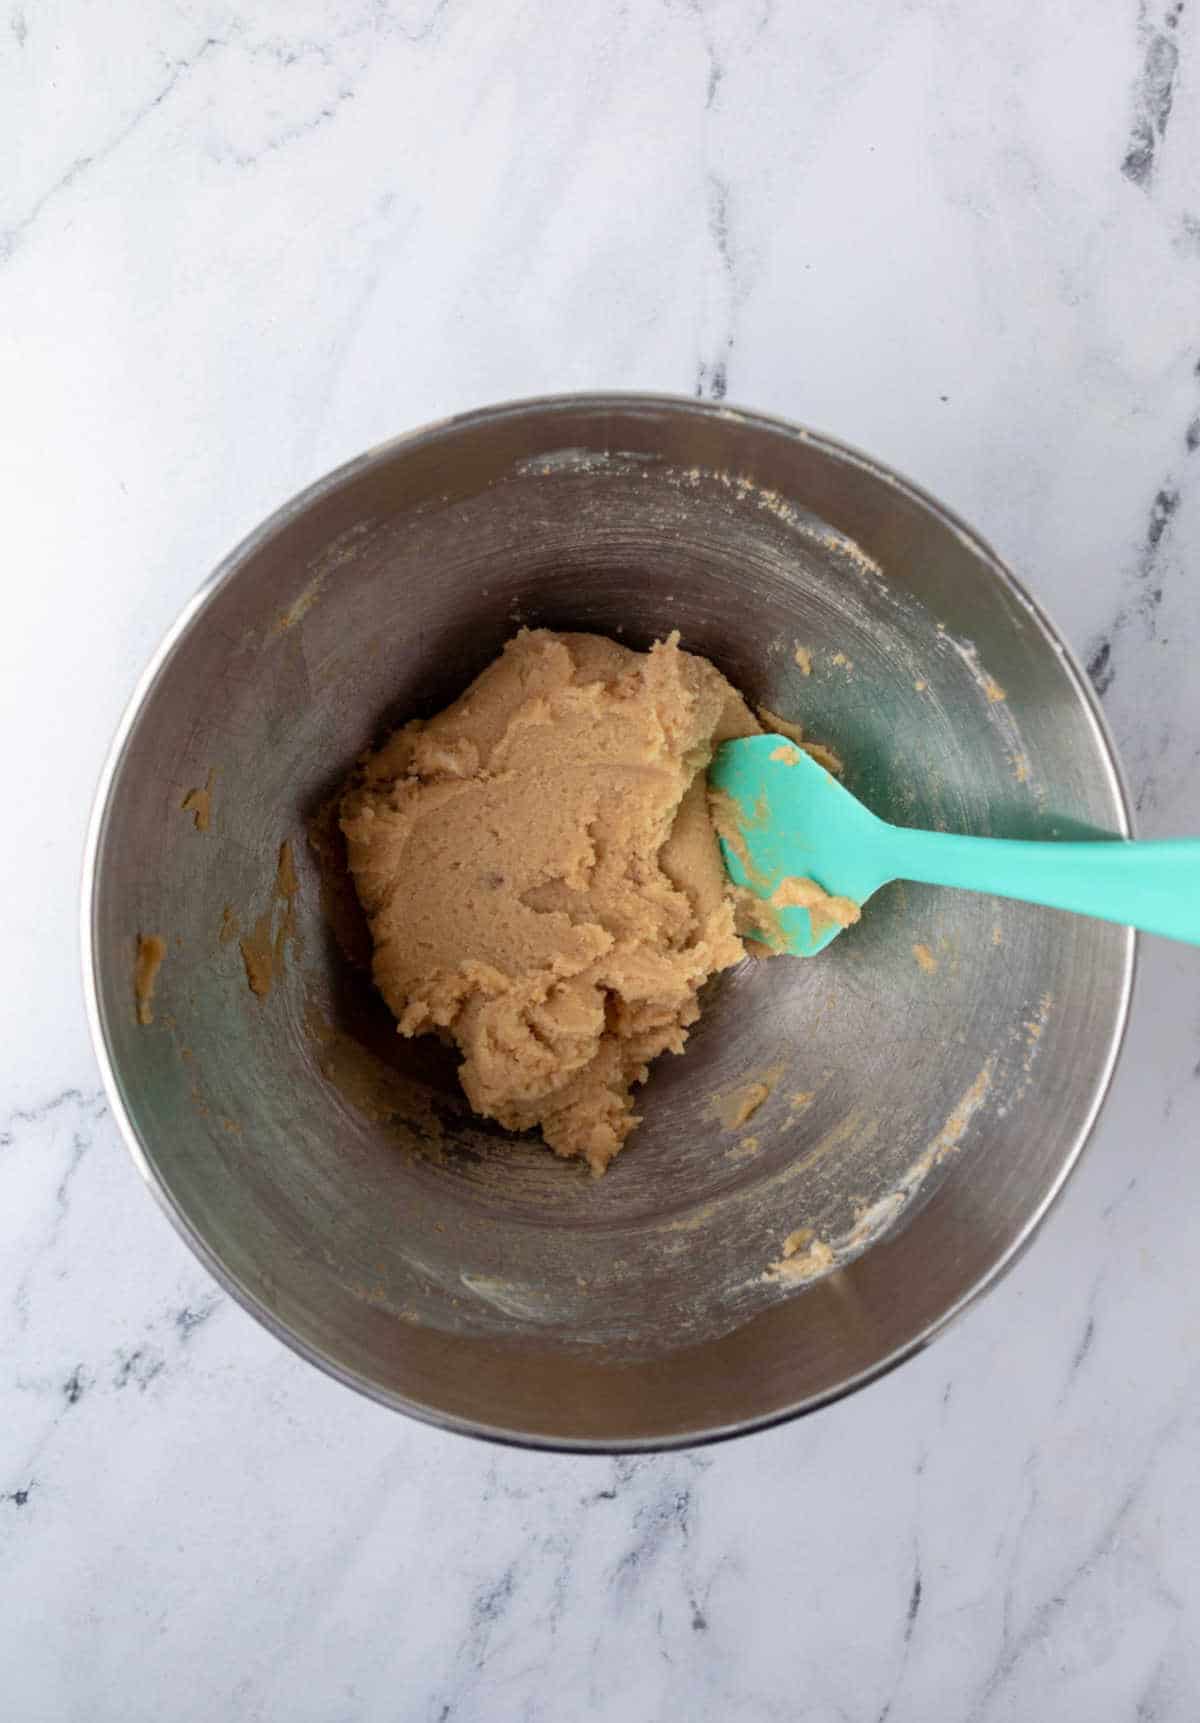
{"left": 5, "top": 2, "right": 1200, "bottom": 1716}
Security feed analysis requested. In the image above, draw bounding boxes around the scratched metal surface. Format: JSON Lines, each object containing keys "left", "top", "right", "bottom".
{"left": 84, "top": 396, "right": 1132, "bottom": 1448}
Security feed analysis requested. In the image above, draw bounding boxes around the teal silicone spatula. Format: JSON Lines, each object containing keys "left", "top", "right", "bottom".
{"left": 710, "top": 733, "right": 1200, "bottom": 956}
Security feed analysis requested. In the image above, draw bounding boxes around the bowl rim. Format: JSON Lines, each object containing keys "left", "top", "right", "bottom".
{"left": 80, "top": 390, "right": 1137, "bottom": 1453}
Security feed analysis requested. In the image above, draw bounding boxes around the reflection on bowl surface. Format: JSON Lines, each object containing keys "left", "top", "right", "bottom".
{"left": 84, "top": 395, "right": 1132, "bottom": 1449}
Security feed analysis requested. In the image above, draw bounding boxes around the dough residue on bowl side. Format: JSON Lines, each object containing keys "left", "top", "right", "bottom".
{"left": 134, "top": 933, "right": 166, "bottom": 1025}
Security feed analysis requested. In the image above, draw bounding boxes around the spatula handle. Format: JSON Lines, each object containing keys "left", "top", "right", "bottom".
{"left": 882, "top": 829, "right": 1200, "bottom": 945}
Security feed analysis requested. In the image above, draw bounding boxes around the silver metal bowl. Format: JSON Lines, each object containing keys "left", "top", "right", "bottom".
{"left": 83, "top": 395, "right": 1133, "bottom": 1450}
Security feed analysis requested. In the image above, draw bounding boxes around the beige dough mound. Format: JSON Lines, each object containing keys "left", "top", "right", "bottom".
{"left": 340, "top": 628, "right": 764, "bottom": 1174}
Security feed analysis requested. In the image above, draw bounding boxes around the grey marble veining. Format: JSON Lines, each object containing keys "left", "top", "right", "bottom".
{"left": 3, "top": 1, "right": 1200, "bottom": 1717}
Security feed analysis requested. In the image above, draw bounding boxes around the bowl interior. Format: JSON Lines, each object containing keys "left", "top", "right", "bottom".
{"left": 87, "top": 399, "right": 1131, "bottom": 1447}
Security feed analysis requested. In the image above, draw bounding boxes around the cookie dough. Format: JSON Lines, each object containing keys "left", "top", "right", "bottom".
{"left": 341, "top": 629, "right": 767, "bottom": 1173}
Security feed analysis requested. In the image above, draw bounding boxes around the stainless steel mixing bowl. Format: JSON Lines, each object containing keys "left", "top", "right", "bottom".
{"left": 83, "top": 395, "right": 1133, "bottom": 1449}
